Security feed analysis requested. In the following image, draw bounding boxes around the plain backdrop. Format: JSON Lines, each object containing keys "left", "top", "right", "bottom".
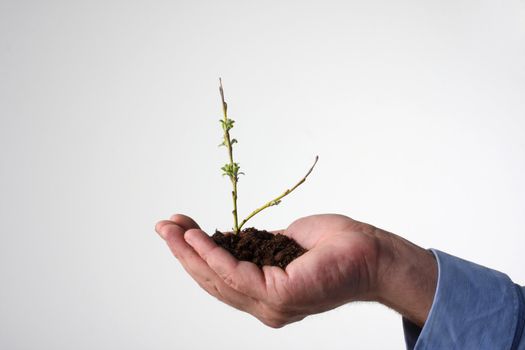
{"left": 1, "top": 0, "right": 524, "bottom": 349}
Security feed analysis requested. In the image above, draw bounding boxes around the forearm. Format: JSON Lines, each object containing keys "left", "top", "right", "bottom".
{"left": 373, "top": 229, "right": 438, "bottom": 327}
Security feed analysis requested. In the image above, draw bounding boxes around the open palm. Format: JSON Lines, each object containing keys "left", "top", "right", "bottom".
{"left": 155, "top": 213, "right": 382, "bottom": 328}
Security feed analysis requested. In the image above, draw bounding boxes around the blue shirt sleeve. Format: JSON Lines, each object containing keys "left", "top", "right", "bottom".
{"left": 402, "top": 249, "right": 525, "bottom": 350}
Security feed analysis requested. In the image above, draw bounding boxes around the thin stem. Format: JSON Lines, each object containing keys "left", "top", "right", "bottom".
{"left": 238, "top": 155, "right": 319, "bottom": 231}
{"left": 219, "top": 78, "right": 240, "bottom": 233}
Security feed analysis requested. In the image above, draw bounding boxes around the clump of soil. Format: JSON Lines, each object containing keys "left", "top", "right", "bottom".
{"left": 211, "top": 227, "right": 307, "bottom": 269}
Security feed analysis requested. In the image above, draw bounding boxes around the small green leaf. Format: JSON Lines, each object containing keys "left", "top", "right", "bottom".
{"left": 232, "top": 163, "right": 240, "bottom": 174}
{"left": 223, "top": 118, "right": 235, "bottom": 131}
{"left": 231, "top": 138, "right": 238, "bottom": 144}
{"left": 221, "top": 163, "right": 238, "bottom": 178}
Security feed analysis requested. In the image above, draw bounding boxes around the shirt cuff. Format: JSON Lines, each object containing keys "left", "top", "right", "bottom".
{"left": 402, "top": 249, "right": 525, "bottom": 350}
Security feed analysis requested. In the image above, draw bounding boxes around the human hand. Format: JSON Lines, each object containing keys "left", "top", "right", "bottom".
{"left": 156, "top": 213, "right": 384, "bottom": 327}
{"left": 155, "top": 213, "right": 436, "bottom": 328}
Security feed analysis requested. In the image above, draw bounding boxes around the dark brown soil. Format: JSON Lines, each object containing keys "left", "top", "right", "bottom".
{"left": 211, "top": 227, "right": 307, "bottom": 269}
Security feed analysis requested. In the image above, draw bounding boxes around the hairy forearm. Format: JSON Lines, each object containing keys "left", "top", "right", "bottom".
{"left": 373, "top": 229, "right": 438, "bottom": 327}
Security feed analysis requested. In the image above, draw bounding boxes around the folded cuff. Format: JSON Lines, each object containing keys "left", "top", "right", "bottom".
{"left": 403, "top": 249, "right": 524, "bottom": 350}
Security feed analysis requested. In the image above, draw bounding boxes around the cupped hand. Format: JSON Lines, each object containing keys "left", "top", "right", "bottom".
{"left": 155, "top": 213, "right": 385, "bottom": 328}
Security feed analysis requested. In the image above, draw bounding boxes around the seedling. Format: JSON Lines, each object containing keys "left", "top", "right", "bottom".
{"left": 218, "top": 78, "right": 318, "bottom": 234}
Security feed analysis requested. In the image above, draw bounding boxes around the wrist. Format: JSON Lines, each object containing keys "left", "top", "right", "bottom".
{"left": 373, "top": 229, "right": 438, "bottom": 327}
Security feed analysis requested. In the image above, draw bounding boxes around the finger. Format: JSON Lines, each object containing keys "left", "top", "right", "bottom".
{"left": 169, "top": 213, "right": 201, "bottom": 230}
{"left": 155, "top": 219, "right": 175, "bottom": 237}
{"left": 156, "top": 221, "right": 218, "bottom": 281}
{"left": 156, "top": 222, "right": 259, "bottom": 312}
{"left": 184, "top": 229, "right": 268, "bottom": 301}
{"left": 282, "top": 226, "right": 319, "bottom": 250}
{"left": 155, "top": 220, "right": 194, "bottom": 260}
{"left": 195, "top": 274, "right": 261, "bottom": 314}
{"left": 284, "top": 245, "right": 347, "bottom": 303}
{"left": 187, "top": 258, "right": 261, "bottom": 313}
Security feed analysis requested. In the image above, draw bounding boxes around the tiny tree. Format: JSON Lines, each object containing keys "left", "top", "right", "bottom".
{"left": 218, "top": 78, "right": 318, "bottom": 234}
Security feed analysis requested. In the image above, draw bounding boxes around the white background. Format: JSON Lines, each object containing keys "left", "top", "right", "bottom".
{"left": 1, "top": 0, "right": 524, "bottom": 349}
